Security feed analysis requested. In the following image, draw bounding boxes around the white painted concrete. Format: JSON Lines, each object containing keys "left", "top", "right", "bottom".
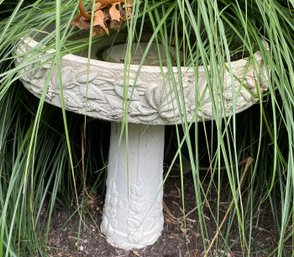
{"left": 101, "top": 123, "right": 165, "bottom": 249}
{"left": 15, "top": 35, "right": 269, "bottom": 250}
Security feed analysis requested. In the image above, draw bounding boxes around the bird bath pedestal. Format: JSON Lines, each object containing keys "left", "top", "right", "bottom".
{"left": 15, "top": 37, "right": 268, "bottom": 250}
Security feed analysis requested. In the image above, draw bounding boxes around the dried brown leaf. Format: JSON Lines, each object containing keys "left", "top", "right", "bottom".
{"left": 93, "top": 10, "right": 109, "bottom": 34}
{"left": 71, "top": 15, "right": 90, "bottom": 30}
{"left": 97, "top": 0, "right": 131, "bottom": 9}
{"left": 78, "top": 0, "right": 91, "bottom": 20}
{"left": 72, "top": 0, "right": 133, "bottom": 36}
{"left": 109, "top": 3, "right": 122, "bottom": 22}
{"left": 94, "top": 2, "right": 102, "bottom": 11}
{"left": 108, "top": 2, "right": 123, "bottom": 30}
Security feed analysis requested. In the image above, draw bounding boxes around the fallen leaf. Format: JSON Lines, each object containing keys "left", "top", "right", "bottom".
{"left": 109, "top": 3, "right": 123, "bottom": 30}
{"left": 94, "top": 2, "right": 102, "bottom": 11}
{"left": 98, "top": 0, "right": 130, "bottom": 9}
{"left": 72, "top": 0, "right": 133, "bottom": 36}
{"left": 109, "top": 2, "right": 121, "bottom": 22}
{"left": 71, "top": 15, "right": 90, "bottom": 30}
{"left": 93, "top": 10, "right": 109, "bottom": 34}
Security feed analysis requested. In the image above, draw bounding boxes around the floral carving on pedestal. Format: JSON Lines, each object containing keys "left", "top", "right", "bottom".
{"left": 101, "top": 181, "right": 118, "bottom": 237}
{"left": 127, "top": 182, "right": 164, "bottom": 245}
{"left": 101, "top": 177, "right": 164, "bottom": 249}
{"left": 127, "top": 184, "right": 147, "bottom": 244}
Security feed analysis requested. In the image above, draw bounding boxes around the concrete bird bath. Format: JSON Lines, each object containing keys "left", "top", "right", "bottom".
{"left": 15, "top": 32, "right": 268, "bottom": 250}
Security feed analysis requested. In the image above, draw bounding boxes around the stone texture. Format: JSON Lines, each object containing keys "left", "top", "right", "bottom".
{"left": 15, "top": 35, "right": 269, "bottom": 250}
{"left": 15, "top": 37, "right": 269, "bottom": 125}
{"left": 101, "top": 123, "right": 165, "bottom": 249}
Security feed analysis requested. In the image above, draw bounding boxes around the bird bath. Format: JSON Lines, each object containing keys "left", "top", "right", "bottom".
{"left": 15, "top": 32, "right": 268, "bottom": 250}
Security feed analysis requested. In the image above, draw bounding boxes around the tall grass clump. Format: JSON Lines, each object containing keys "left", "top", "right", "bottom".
{"left": 0, "top": 0, "right": 293, "bottom": 256}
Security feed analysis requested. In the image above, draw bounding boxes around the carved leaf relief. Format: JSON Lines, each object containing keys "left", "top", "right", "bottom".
{"left": 83, "top": 101, "right": 101, "bottom": 112}
{"left": 259, "top": 63, "right": 270, "bottom": 90}
{"left": 114, "top": 85, "right": 140, "bottom": 101}
{"left": 139, "top": 106, "right": 158, "bottom": 115}
{"left": 79, "top": 84, "right": 106, "bottom": 101}
{"left": 128, "top": 107, "right": 140, "bottom": 116}
{"left": 29, "top": 80, "right": 44, "bottom": 95}
{"left": 145, "top": 83, "right": 164, "bottom": 109}
{"left": 51, "top": 66, "right": 75, "bottom": 89}
{"left": 106, "top": 95, "right": 123, "bottom": 110}
{"left": 138, "top": 113, "right": 159, "bottom": 123}
{"left": 109, "top": 109, "right": 124, "bottom": 119}
{"left": 241, "top": 88, "right": 255, "bottom": 102}
{"left": 63, "top": 91, "right": 83, "bottom": 110}
{"left": 130, "top": 184, "right": 146, "bottom": 198}
{"left": 186, "top": 74, "right": 209, "bottom": 108}
{"left": 76, "top": 70, "right": 99, "bottom": 83}
{"left": 16, "top": 37, "right": 268, "bottom": 125}
{"left": 127, "top": 218, "right": 141, "bottom": 229}
{"left": 32, "top": 68, "right": 47, "bottom": 80}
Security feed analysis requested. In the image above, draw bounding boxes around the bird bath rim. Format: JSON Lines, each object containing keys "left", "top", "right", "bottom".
{"left": 15, "top": 32, "right": 269, "bottom": 125}
{"left": 19, "top": 34, "right": 263, "bottom": 73}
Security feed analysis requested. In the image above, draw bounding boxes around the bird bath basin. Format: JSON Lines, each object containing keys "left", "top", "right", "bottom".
{"left": 15, "top": 31, "right": 268, "bottom": 250}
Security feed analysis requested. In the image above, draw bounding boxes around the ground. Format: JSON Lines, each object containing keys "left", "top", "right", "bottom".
{"left": 46, "top": 172, "right": 290, "bottom": 257}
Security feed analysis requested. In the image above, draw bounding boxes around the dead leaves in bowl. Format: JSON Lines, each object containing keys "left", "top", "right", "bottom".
{"left": 72, "top": 0, "right": 132, "bottom": 36}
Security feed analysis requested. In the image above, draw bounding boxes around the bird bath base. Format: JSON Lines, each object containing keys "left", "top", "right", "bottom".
{"left": 15, "top": 32, "right": 268, "bottom": 250}
{"left": 101, "top": 123, "right": 165, "bottom": 249}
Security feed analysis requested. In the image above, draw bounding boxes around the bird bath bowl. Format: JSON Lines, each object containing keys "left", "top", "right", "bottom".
{"left": 15, "top": 31, "right": 268, "bottom": 250}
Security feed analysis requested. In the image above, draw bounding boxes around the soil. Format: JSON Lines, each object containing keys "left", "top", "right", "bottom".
{"left": 46, "top": 172, "right": 291, "bottom": 257}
